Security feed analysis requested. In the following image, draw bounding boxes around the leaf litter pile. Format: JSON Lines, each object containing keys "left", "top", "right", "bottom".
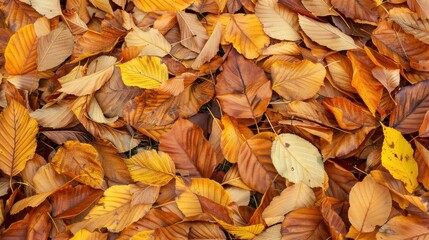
{"left": 2, "top": 0, "right": 429, "bottom": 239}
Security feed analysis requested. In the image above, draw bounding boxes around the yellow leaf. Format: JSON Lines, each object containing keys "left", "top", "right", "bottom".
{"left": 0, "top": 100, "right": 38, "bottom": 177}
{"left": 126, "top": 150, "right": 176, "bottom": 186}
{"left": 70, "top": 184, "right": 156, "bottom": 233}
{"left": 381, "top": 123, "right": 419, "bottom": 193}
{"left": 255, "top": 0, "right": 300, "bottom": 41}
{"left": 271, "top": 133, "right": 325, "bottom": 188}
{"left": 213, "top": 216, "right": 265, "bottom": 239}
{"left": 271, "top": 59, "right": 326, "bottom": 101}
{"left": 70, "top": 229, "right": 108, "bottom": 240}
{"left": 130, "top": 230, "right": 155, "bottom": 240}
{"left": 5, "top": 24, "right": 38, "bottom": 75}
{"left": 89, "top": 0, "right": 114, "bottom": 14}
{"left": 224, "top": 14, "right": 270, "bottom": 59}
{"left": 348, "top": 175, "right": 391, "bottom": 233}
{"left": 118, "top": 56, "right": 168, "bottom": 89}
{"left": 132, "top": 0, "right": 195, "bottom": 12}
{"left": 51, "top": 140, "right": 104, "bottom": 189}
{"left": 175, "top": 177, "right": 233, "bottom": 222}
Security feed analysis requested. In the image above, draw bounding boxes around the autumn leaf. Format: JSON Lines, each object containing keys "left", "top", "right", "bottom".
{"left": 348, "top": 175, "right": 391, "bottom": 233}
{"left": 381, "top": 123, "right": 419, "bottom": 193}
{"left": 118, "top": 56, "right": 168, "bottom": 89}
{"left": 271, "top": 59, "right": 326, "bottom": 101}
{"left": 271, "top": 133, "right": 325, "bottom": 188}
{"left": 51, "top": 140, "right": 104, "bottom": 189}
{"left": 224, "top": 14, "right": 270, "bottom": 59}
{"left": 0, "top": 100, "right": 38, "bottom": 177}
{"left": 126, "top": 150, "right": 176, "bottom": 186}
{"left": 132, "top": 0, "right": 195, "bottom": 12}
{"left": 215, "top": 49, "right": 272, "bottom": 119}
{"left": 5, "top": 23, "right": 37, "bottom": 75}
{"left": 70, "top": 184, "right": 158, "bottom": 233}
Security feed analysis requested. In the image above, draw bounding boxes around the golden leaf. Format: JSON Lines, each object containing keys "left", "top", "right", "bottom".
{"left": 118, "top": 56, "right": 168, "bottom": 89}
{"left": 132, "top": 0, "right": 195, "bottom": 12}
{"left": 5, "top": 24, "right": 38, "bottom": 75}
{"left": 126, "top": 150, "right": 176, "bottom": 186}
{"left": 224, "top": 14, "right": 270, "bottom": 59}
{"left": 0, "top": 100, "right": 38, "bottom": 177}
{"left": 381, "top": 123, "right": 419, "bottom": 193}
{"left": 70, "top": 184, "right": 157, "bottom": 233}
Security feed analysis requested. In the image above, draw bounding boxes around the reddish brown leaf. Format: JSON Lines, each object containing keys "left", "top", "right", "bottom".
{"left": 159, "top": 119, "right": 218, "bottom": 178}
{"left": 215, "top": 49, "right": 272, "bottom": 119}
{"left": 389, "top": 80, "right": 429, "bottom": 133}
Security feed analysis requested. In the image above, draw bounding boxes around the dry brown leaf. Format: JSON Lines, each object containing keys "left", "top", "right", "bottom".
{"left": 215, "top": 49, "right": 272, "bottom": 118}
{"left": 159, "top": 119, "right": 218, "bottom": 178}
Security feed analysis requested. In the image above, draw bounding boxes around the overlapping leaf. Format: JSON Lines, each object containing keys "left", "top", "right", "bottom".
{"left": 0, "top": 100, "right": 38, "bottom": 177}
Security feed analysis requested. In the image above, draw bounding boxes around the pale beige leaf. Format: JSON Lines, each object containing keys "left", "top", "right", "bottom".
{"left": 7, "top": 73, "right": 39, "bottom": 91}
{"left": 271, "top": 59, "right": 326, "bottom": 101}
{"left": 87, "top": 97, "right": 118, "bottom": 124}
{"left": 191, "top": 21, "right": 222, "bottom": 69}
{"left": 27, "top": 0, "right": 62, "bottom": 19}
{"left": 371, "top": 67, "right": 400, "bottom": 93}
{"left": 226, "top": 186, "right": 250, "bottom": 206}
{"left": 302, "top": 0, "right": 339, "bottom": 16}
{"left": 262, "top": 182, "right": 316, "bottom": 226}
{"left": 125, "top": 27, "right": 171, "bottom": 57}
{"left": 299, "top": 15, "right": 359, "bottom": 51}
{"left": 177, "top": 11, "right": 208, "bottom": 53}
{"left": 348, "top": 175, "right": 392, "bottom": 233}
{"left": 389, "top": 8, "right": 429, "bottom": 44}
{"left": 59, "top": 56, "right": 117, "bottom": 96}
{"left": 37, "top": 24, "right": 74, "bottom": 71}
{"left": 271, "top": 133, "right": 325, "bottom": 188}
{"left": 255, "top": 0, "right": 301, "bottom": 41}
{"left": 253, "top": 224, "right": 281, "bottom": 240}
{"left": 30, "top": 103, "right": 77, "bottom": 129}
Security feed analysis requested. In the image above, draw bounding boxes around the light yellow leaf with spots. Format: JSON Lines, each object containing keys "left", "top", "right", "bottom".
{"left": 381, "top": 123, "right": 418, "bottom": 193}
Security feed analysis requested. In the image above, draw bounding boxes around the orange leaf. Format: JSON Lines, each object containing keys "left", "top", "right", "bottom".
{"left": 348, "top": 175, "right": 391, "bottom": 233}
{"left": 51, "top": 140, "right": 104, "bottom": 189}
{"left": 5, "top": 23, "right": 38, "bottom": 75}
